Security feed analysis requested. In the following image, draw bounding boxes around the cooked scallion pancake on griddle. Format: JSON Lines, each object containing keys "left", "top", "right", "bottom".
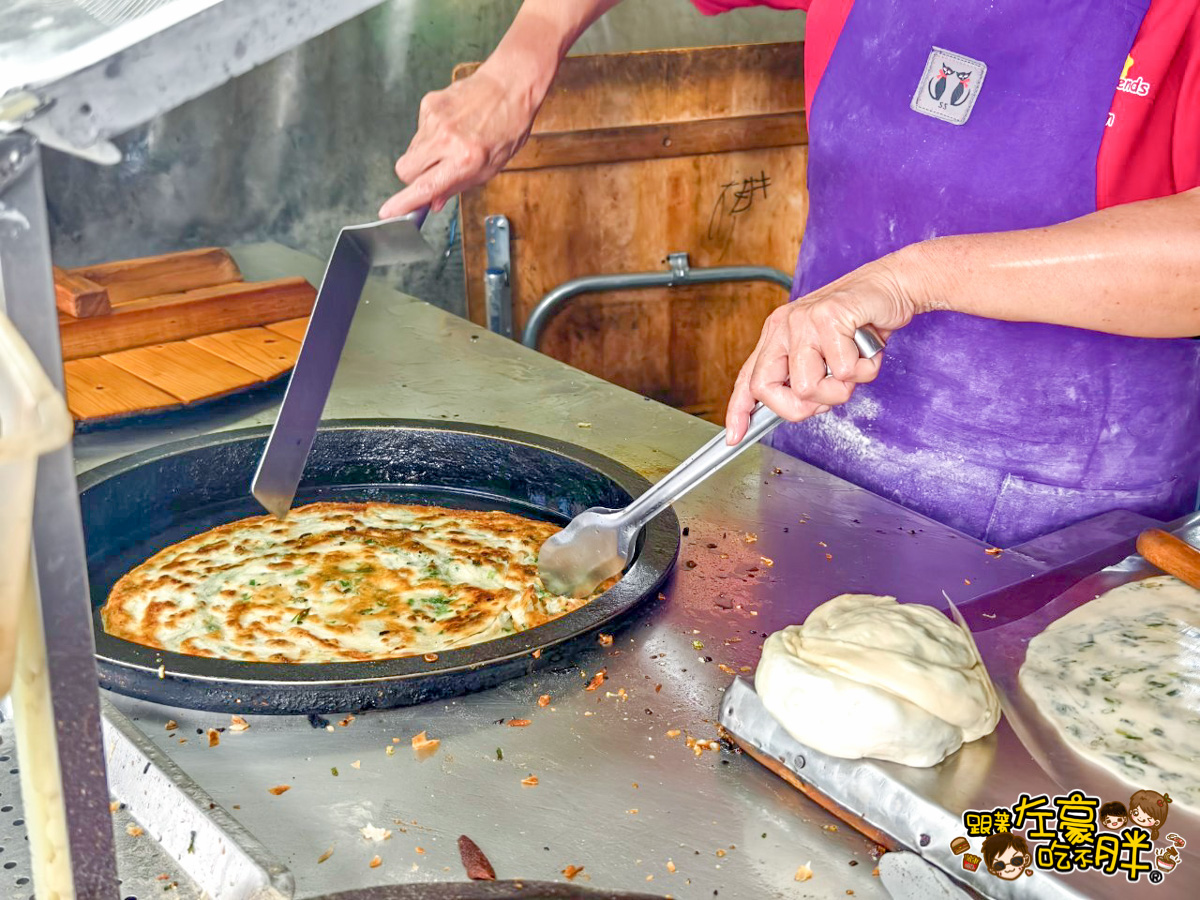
{"left": 101, "top": 502, "right": 597, "bottom": 663}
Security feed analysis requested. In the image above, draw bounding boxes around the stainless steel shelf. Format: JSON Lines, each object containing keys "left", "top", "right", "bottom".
{"left": 73, "top": 243, "right": 1067, "bottom": 899}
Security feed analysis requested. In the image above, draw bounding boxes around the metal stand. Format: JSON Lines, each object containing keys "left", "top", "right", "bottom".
{"left": 0, "top": 132, "right": 119, "bottom": 898}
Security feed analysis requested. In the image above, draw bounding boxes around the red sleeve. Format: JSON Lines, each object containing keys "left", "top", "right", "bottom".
{"left": 1173, "top": 8, "right": 1200, "bottom": 193}
{"left": 690, "top": 0, "right": 811, "bottom": 14}
{"left": 1097, "top": 2, "right": 1200, "bottom": 207}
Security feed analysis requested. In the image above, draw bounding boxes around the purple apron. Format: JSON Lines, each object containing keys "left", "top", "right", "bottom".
{"left": 769, "top": 0, "right": 1200, "bottom": 546}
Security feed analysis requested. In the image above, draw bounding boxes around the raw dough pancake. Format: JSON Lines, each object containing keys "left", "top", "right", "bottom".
{"left": 1019, "top": 575, "right": 1200, "bottom": 811}
{"left": 102, "top": 502, "right": 595, "bottom": 663}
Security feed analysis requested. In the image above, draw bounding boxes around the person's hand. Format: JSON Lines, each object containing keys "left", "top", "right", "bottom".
{"left": 379, "top": 65, "right": 542, "bottom": 218}
{"left": 725, "top": 254, "right": 923, "bottom": 443}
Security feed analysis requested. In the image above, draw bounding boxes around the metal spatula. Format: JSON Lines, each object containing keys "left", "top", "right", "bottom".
{"left": 251, "top": 206, "right": 434, "bottom": 519}
{"left": 537, "top": 327, "right": 886, "bottom": 597}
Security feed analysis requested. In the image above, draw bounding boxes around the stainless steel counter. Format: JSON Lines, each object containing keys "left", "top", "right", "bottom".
{"left": 76, "top": 243, "right": 1057, "bottom": 899}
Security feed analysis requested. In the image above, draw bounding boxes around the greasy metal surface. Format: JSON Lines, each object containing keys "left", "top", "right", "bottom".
{"left": 721, "top": 517, "right": 1200, "bottom": 900}
{"left": 0, "top": 719, "right": 203, "bottom": 900}
{"left": 0, "top": 132, "right": 121, "bottom": 897}
{"left": 102, "top": 698, "right": 292, "bottom": 896}
{"left": 40, "top": 0, "right": 804, "bottom": 316}
{"left": 78, "top": 242, "right": 1063, "bottom": 899}
{"left": 84, "top": 422, "right": 678, "bottom": 713}
{"left": 314, "top": 885, "right": 667, "bottom": 900}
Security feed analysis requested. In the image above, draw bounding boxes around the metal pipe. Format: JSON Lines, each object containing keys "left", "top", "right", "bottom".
{"left": 521, "top": 252, "right": 793, "bottom": 350}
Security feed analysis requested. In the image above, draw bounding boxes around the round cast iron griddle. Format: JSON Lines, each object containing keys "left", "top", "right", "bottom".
{"left": 81, "top": 420, "right": 679, "bottom": 714}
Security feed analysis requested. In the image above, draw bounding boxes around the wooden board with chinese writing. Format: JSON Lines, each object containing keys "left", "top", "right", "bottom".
{"left": 459, "top": 42, "right": 807, "bottom": 422}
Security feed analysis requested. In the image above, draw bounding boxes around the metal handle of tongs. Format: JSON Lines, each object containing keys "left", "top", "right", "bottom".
{"left": 615, "top": 326, "right": 886, "bottom": 529}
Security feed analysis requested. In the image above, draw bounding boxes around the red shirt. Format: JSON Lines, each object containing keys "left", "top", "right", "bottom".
{"left": 691, "top": 0, "right": 1200, "bottom": 209}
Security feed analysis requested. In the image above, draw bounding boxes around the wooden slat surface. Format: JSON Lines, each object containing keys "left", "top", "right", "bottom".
{"left": 188, "top": 327, "right": 301, "bottom": 380}
{"left": 53, "top": 267, "right": 111, "bottom": 318}
{"left": 71, "top": 247, "right": 242, "bottom": 304}
{"left": 506, "top": 111, "right": 805, "bottom": 172}
{"left": 263, "top": 317, "right": 310, "bottom": 342}
{"left": 454, "top": 42, "right": 803, "bottom": 133}
{"left": 103, "top": 342, "right": 261, "bottom": 404}
{"left": 59, "top": 277, "right": 316, "bottom": 361}
{"left": 63, "top": 357, "right": 181, "bottom": 421}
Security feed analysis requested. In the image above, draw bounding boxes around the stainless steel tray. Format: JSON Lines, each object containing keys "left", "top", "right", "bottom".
{"left": 720, "top": 539, "right": 1200, "bottom": 900}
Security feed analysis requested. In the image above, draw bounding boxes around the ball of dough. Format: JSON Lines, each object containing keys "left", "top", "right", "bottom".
{"left": 755, "top": 594, "right": 1000, "bottom": 767}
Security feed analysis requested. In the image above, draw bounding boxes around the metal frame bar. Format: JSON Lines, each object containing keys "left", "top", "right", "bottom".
{"left": 521, "top": 251, "right": 793, "bottom": 350}
{"left": 0, "top": 132, "right": 119, "bottom": 897}
{"left": 4, "top": 0, "right": 391, "bottom": 160}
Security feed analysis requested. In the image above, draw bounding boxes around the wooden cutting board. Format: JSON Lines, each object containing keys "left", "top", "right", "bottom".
{"left": 55, "top": 248, "right": 314, "bottom": 427}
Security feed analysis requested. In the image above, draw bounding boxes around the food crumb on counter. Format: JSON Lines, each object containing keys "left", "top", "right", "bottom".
{"left": 521, "top": 775, "right": 539, "bottom": 786}
{"left": 361, "top": 825, "right": 392, "bottom": 842}
{"left": 411, "top": 731, "right": 441, "bottom": 758}
{"left": 229, "top": 715, "right": 250, "bottom": 733}
{"left": 667, "top": 859, "right": 677, "bottom": 873}
{"left": 126, "top": 824, "right": 143, "bottom": 837}
{"left": 165, "top": 720, "right": 177, "bottom": 731}
{"left": 508, "top": 719, "right": 532, "bottom": 727}
{"left": 351, "top": 760, "right": 361, "bottom": 769}
{"left": 369, "top": 855, "right": 382, "bottom": 868}
{"left": 317, "top": 847, "right": 333, "bottom": 864}
{"left": 563, "top": 864, "right": 584, "bottom": 880}
{"left": 585, "top": 669, "right": 607, "bottom": 691}
{"left": 206, "top": 728, "right": 219, "bottom": 747}
{"left": 339, "top": 715, "right": 355, "bottom": 727}
{"left": 598, "top": 633, "right": 613, "bottom": 646}
{"left": 795, "top": 862, "right": 813, "bottom": 882}
{"left": 267, "top": 785, "right": 290, "bottom": 795}
{"left": 538, "top": 694, "right": 551, "bottom": 707}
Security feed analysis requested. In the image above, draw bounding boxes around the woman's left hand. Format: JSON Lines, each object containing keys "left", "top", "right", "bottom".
{"left": 725, "top": 250, "right": 924, "bottom": 444}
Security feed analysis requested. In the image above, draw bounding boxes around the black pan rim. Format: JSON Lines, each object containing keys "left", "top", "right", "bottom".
{"left": 82, "top": 419, "right": 679, "bottom": 692}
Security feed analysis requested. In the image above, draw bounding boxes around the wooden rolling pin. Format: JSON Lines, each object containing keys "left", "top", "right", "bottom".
{"left": 1135, "top": 529, "right": 1200, "bottom": 589}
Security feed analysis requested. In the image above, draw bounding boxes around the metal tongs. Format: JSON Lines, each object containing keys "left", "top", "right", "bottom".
{"left": 537, "top": 326, "right": 886, "bottom": 597}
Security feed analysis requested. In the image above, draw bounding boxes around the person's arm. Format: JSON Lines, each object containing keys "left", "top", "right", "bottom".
{"left": 725, "top": 186, "right": 1200, "bottom": 442}
{"left": 379, "top": 0, "right": 623, "bottom": 218}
